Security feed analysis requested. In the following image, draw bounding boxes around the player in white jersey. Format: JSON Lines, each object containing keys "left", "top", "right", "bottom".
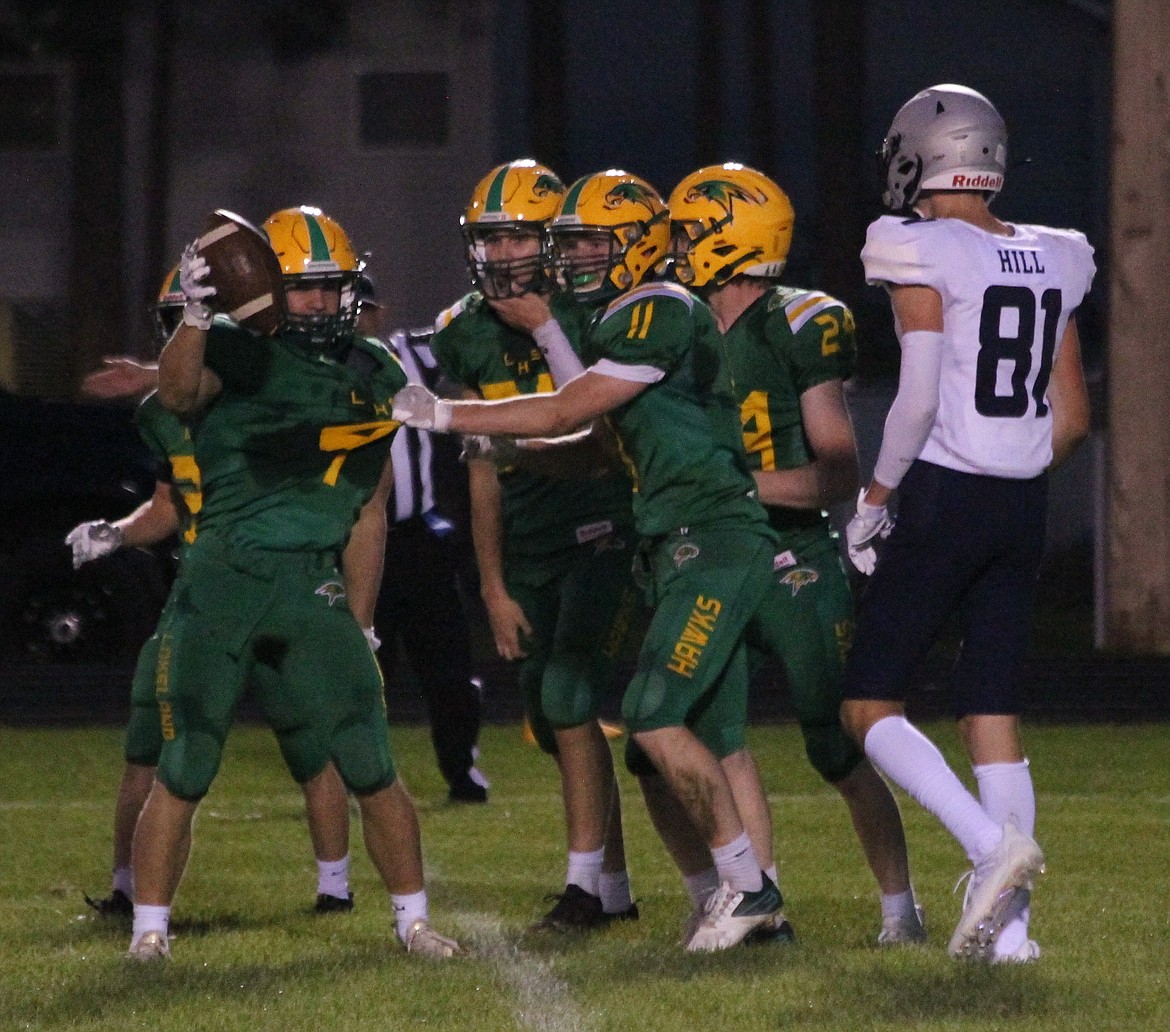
{"left": 838, "top": 84, "right": 1093, "bottom": 963}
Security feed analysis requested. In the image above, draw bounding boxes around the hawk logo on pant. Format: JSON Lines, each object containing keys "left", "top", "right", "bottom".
{"left": 672, "top": 543, "right": 700, "bottom": 569}
{"left": 780, "top": 568, "right": 819, "bottom": 597}
{"left": 315, "top": 581, "right": 347, "bottom": 606}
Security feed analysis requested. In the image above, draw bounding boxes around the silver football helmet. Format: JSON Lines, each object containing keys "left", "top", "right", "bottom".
{"left": 879, "top": 84, "right": 1007, "bottom": 212}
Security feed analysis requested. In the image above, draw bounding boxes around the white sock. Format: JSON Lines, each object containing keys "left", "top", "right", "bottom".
{"left": 132, "top": 903, "right": 170, "bottom": 944}
{"left": 881, "top": 888, "right": 918, "bottom": 923}
{"left": 316, "top": 854, "right": 350, "bottom": 899}
{"left": 764, "top": 864, "right": 780, "bottom": 891}
{"left": 391, "top": 889, "right": 428, "bottom": 942}
{"left": 973, "top": 760, "right": 1035, "bottom": 836}
{"left": 112, "top": 865, "right": 133, "bottom": 898}
{"left": 598, "top": 871, "right": 632, "bottom": 914}
{"left": 712, "top": 832, "right": 763, "bottom": 893}
{"left": 684, "top": 867, "right": 720, "bottom": 908}
{"left": 864, "top": 716, "right": 1001, "bottom": 863}
{"left": 566, "top": 847, "right": 605, "bottom": 897}
{"left": 975, "top": 759, "right": 1035, "bottom": 956}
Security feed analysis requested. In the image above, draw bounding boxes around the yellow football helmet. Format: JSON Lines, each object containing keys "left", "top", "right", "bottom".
{"left": 262, "top": 205, "right": 361, "bottom": 341}
{"left": 548, "top": 169, "right": 669, "bottom": 300}
{"left": 154, "top": 264, "right": 185, "bottom": 346}
{"left": 667, "top": 163, "right": 794, "bottom": 289}
{"left": 461, "top": 159, "right": 565, "bottom": 299}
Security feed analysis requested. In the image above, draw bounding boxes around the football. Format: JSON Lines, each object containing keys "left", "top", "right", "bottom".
{"left": 195, "top": 209, "right": 286, "bottom": 335}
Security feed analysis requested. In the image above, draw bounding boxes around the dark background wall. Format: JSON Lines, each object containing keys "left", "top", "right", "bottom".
{"left": 0, "top": 0, "right": 1111, "bottom": 625}
{"left": 0, "top": 0, "right": 1110, "bottom": 358}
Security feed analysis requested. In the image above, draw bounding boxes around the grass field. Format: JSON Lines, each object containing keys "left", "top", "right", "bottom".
{"left": 1, "top": 720, "right": 1167, "bottom": 1031}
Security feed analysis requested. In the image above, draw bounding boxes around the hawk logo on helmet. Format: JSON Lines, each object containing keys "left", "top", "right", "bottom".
{"left": 533, "top": 173, "right": 565, "bottom": 199}
{"left": 780, "top": 567, "right": 819, "bottom": 597}
{"left": 685, "top": 179, "right": 768, "bottom": 216}
{"left": 315, "top": 581, "right": 347, "bottom": 606}
{"left": 605, "top": 181, "right": 658, "bottom": 213}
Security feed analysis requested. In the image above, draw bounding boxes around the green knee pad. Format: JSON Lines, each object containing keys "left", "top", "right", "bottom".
{"left": 156, "top": 728, "right": 224, "bottom": 802}
{"left": 518, "top": 660, "right": 559, "bottom": 756}
{"left": 123, "top": 703, "right": 163, "bottom": 767}
{"left": 802, "top": 720, "right": 864, "bottom": 783}
{"left": 331, "top": 716, "right": 397, "bottom": 795}
{"left": 541, "top": 665, "right": 602, "bottom": 730}
{"left": 124, "top": 631, "right": 163, "bottom": 766}
{"left": 272, "top": 725, "right": 332, "bottom": 786}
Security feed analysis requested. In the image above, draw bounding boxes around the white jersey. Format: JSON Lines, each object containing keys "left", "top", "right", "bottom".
{"left": 862, "top": 215, "right": 1096, "bottom": 478}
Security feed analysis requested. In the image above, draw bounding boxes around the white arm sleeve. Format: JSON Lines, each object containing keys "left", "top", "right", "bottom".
{"left": 872, "top": 330, "right": 943, "bottom": 490}
{"left": 532, "top": 318, "right": 585, "bottom": 387}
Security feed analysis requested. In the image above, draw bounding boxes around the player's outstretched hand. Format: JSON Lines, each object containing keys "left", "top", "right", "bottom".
{"left": 392, "top": 384, "right": 452, "bottom": 431}
{"left": 845, "top": 489, "right": 893, "bottom": 575}
{"left": 64, "top": 520, "right": 124, "bottom": 569}
{"left": 179, "top": 242, "right": 216, "bottom": 331}
{"left": 81, "top": 357, "right": 159, "bottom": 401}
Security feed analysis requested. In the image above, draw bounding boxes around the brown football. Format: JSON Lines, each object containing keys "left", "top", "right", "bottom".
{"left": 196, "top": 209, "right": 286, "bottom": 335}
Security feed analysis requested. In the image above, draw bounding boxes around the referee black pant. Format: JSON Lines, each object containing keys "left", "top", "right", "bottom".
{"left": 373, "top": 515, "right": 482, "bottom": 788}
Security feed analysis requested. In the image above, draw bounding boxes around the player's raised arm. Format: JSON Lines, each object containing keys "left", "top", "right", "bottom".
{"left": 157, "top": 243, "right": 222, "bottom": 415}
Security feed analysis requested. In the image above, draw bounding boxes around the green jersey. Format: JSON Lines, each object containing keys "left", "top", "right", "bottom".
{"left": 135, "top": 391, "right": 201, "bottom": 548}
{"left": 718, "top": 285, "right": 856, "bottom": 554}
{"left": 431, "top": 291, "right": 634, "bottom": 558}
{"left": 191, "top": 318, "right": 406, "bottom": 554}
{"left": 586, "top": 281, "right": 771, "bottom": 539}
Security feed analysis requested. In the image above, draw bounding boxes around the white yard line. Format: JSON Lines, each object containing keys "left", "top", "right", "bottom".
{"left": 454, "top": 911, "right": 596, "bottom": 1032}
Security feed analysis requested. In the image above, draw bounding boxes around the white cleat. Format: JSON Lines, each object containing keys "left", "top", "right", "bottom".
{"left": 126, "top": 930, "right": 170, "bottom": 962}
{"left": 877, "top": 904, "right": 927, "bottom": 945}
{"left": 992, "top": 938, "right": 1040, "bottom": 964}
{"left": 685, "top": 877, "right": 782, "bottom": 953}
{"left": 404, "top": 919, "right": 464, "bottom": 959}
{"left": 948, "top": 823, "right": 1045, "bottom": 960}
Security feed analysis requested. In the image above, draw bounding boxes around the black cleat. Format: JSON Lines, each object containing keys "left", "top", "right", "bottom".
{"left": 602, "top": 901, "right": 640, "bottom": 925}
{"left": 314, "top": 892, "right": 354, "bottom": 914}
{"left": 744, "top": 911, "right": 797, "bottom": 944}
{"left": 85, "top": 889, "right": 133, "bottom": 919}
{"left": 532, "top": 884, "right": 637, "bottom": 932}
{"left": 534, "top": 884, "right": 604, "bottom": 931}
{"left": 447, "top": 774, "right": 488, "bottom": 804}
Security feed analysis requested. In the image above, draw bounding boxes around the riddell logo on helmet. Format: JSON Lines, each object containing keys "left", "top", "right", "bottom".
{"left": 951, "top": 173, "right": 1003, "bottom": 189}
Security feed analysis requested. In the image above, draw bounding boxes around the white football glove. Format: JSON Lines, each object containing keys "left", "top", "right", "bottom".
{"left": 392, "top": 384, "right": 452, "bottom": 432}
{"left": 845, "top": 489, "right": 894, "bottom": 575}
{"left": 363, "top": 626, "right": 381, "bottom": 653}
{"left": 64, "top": 520, "right": 124, "bottom": 569}
{"left": 179, "top": 241, "right": 216, "bottom": 331}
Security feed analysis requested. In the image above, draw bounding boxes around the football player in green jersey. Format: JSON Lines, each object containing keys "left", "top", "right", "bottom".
{"left": 431, "top": 160, "right": 640, "bottom": 930}
{"left": 132, "top": 208, "right": 461, "bottom": 961}
{"left": 395, "top": 170, "right": 787, "bottom": 952}
{"left": 74, "top": 269, "right": 354, "bottom": 922}
{"left": 668, "top": 163, "right": 924, "bottom": 944}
